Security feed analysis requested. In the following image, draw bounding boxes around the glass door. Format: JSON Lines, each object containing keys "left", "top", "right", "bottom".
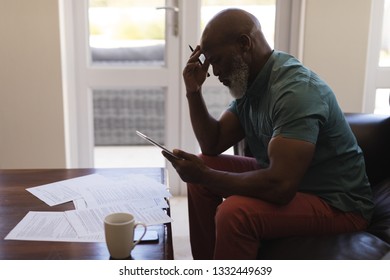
{"left": 63, "top": 0, "right": 181, "bottom": 175}
{"left": 89, "top": 0, "right": 173, "bottom": 168}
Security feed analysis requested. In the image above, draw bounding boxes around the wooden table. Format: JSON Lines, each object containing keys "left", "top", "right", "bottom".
{"left": 0, "top": 168, "right": 174, "bottom": 260}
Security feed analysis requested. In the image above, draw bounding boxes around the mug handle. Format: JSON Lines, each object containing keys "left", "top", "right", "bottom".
{"left": 133, "top": 222, "right": 147, "bottom": 247}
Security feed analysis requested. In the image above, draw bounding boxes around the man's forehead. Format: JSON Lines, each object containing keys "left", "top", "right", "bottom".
{"left": 200, "top": 33, "right": 221, "bottom": 56}
{"left": 200, "top": 43, "right": 216, "bottom": 59}
{"left": 199, "top": 42, "right": 210, "bottom": 58}
{"left": 200, "top": 33, "right": 211, "bottom": 51}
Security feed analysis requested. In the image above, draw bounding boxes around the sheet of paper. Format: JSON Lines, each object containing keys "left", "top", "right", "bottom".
{"left": 26, "top": 174, "right": 112, "bottom": 206}
{"left": 131, "top": 197, "right": 169, "bottom": 209}
{"left": 65, "top": 202, "right": 173, "bottom": 236}
{"left": 78, "top": 174, "right": 171, "bottom": 208}
{"left": 4, "top": 211, "right": 104, "bottom": 242}
{"left": 73, "top": 198, "right": 88, "bottom": 210}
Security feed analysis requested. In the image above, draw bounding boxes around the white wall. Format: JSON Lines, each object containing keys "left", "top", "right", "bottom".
{"left": 0, "top": 0, "right": 66, "bottom": 168}
{"left": 302, "top": 0, "right": 372, "bottom": 112}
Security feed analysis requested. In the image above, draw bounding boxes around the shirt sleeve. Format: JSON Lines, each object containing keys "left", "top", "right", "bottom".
{"left": 227, "top": 100, "right": 238, "bottom": 115}
{"left": 271, "top": 81, "right": 330, "bottom": 144}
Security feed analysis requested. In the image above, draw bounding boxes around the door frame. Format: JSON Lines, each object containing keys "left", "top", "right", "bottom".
{"left": 60, "top": 0, "right": 181, "bottom": 161}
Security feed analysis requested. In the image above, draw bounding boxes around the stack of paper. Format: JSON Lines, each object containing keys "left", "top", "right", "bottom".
{"left": 5, "top": 173, "right": 173, "bottom": 242}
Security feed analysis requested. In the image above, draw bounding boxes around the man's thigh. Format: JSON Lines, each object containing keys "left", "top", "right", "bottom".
{"left": 215, "top": 193, "right": 367, "bottom": 239}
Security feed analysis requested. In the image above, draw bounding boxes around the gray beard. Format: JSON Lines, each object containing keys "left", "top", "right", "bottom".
{"left": 228, "top": 55, "right": 249, "bottom": 99}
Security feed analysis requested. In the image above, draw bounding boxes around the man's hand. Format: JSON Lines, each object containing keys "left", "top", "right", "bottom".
{"left": 162, "top": 149, "right": 209, "bottom": 184}
{"left": 183, "top": 45, "right": 210, "bottom": 95}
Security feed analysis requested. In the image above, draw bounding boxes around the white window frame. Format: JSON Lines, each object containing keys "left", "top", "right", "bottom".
{"left": 364, "top": 0, "right": 390, "bottom": 113}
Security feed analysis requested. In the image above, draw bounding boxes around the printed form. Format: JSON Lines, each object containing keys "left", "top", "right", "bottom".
{"left": 5, "top": 173, "right": 172, "bottom": 242}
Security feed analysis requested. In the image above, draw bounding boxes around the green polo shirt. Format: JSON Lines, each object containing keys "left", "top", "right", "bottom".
{"left": 228, "top": 51, "right": 374, "bottom": 220}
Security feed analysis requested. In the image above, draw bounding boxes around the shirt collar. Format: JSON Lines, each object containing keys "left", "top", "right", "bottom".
{"left": 244, "top": 50, "right": 277, "bottom": 99}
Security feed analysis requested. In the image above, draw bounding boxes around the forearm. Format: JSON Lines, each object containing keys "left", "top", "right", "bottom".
{"left": 186, "top": 91, "right": 220, "bottom": 155}
{"left": 202, "top": 167, "right": 297, "bottom": 205}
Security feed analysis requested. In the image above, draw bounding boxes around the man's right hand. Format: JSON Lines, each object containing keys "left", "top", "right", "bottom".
{"left": 183, "top": 45, "right": 210, "bottom": 95}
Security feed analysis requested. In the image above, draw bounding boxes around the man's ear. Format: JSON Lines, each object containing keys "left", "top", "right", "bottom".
{"left": 237, "top": 34, "right": 251, "bottom": 52}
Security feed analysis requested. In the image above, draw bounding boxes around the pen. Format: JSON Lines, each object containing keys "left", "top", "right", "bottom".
{"left": 189, "top": 45, "right": 210, "bottom": 77}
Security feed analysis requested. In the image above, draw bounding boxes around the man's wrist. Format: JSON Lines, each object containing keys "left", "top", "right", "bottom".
{"left": 200, "top": 166, "right": 215, "bottom": 185}
{"left": 186, "top": 90, "right": 201, "bottom": 98}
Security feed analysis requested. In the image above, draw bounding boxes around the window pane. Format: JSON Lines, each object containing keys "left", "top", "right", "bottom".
{"left": 88, "top": 0, "right": 165, "bottom": 65}
{"left": 202, "top": 87, "right": 235, "bottom": 155}
{"left": 374, "top": 88, "right": 390, "bottom": 114}
{"left": 201, "top": 0, "right": 276, "bottom": 48}
{"left": 379, "top": 0, "right": 390, "bottom": 66}
{"left": 93, "top": 88, "right": 165, "bottom": 145}
{"left": 202, "top": 87, "right": 233, "bottom": 119}
{"left": 93, "top": 88, "right": 166, "bottom": 167}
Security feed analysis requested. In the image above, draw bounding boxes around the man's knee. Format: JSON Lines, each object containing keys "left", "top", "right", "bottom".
{"left": 197, "top": 153, "right": 223, "bottom": 169}
{"left": 215, "top": 196, "right": 249, "bottom": 229}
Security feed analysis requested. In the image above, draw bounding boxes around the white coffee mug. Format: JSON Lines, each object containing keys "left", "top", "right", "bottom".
{"left": 104, "top": 212, "right": 147, "bottom": 259}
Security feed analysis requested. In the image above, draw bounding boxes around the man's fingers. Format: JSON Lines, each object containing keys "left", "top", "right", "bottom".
{"left": 172, "top": 149, "right": 192, "bottom": 160}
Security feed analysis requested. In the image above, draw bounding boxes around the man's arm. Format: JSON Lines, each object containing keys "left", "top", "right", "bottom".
{"left": 164, "top": 136, "right": 315, "bottom": 205}
{"left": 183, "top": 46, "right": 244, "bottom": 155}
{"left": 187, "top": 97, "right": 245, "bottom": 155}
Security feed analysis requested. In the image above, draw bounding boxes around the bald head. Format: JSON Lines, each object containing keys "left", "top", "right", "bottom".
{"left": 199, "top": 9, "right": 272, "bottom": 88}
{"left": 201, "top": 9, "right": 263, "bottom": 52}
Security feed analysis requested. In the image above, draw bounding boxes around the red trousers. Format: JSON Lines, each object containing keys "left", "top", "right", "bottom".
{"left": 187, "top": 154, "right": 369, "bottom": 260}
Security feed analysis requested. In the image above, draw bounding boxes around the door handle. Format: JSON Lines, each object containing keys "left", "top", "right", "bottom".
{"left": 156, "top": 5, "right": 179, "bottom": 36}
{"left": 156, "top": 6, "right": 179, "bottom": 12}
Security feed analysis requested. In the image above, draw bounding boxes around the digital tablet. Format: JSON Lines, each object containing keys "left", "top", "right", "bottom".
{"left": 136, "top": 131, "right": 180, "bottom": 159}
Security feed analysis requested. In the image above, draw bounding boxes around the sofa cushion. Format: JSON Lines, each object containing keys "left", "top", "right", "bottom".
{"left": 367, "top": 178, "right": 390, "bottom": 244}
{"left": 258, "top": 232, "right": 390, "bottom": 260}
{"left": 345, "top": 113, "right": 390, "bottom": 186}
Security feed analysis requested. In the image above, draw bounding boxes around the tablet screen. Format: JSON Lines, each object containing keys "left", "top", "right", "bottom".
{"left": 136, "top": 131, "right": 180, "bottom": 159}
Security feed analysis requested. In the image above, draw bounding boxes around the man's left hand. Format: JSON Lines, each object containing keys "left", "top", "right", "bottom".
{"left": 162, "top": 149, "right": 209, "bottom": 184}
